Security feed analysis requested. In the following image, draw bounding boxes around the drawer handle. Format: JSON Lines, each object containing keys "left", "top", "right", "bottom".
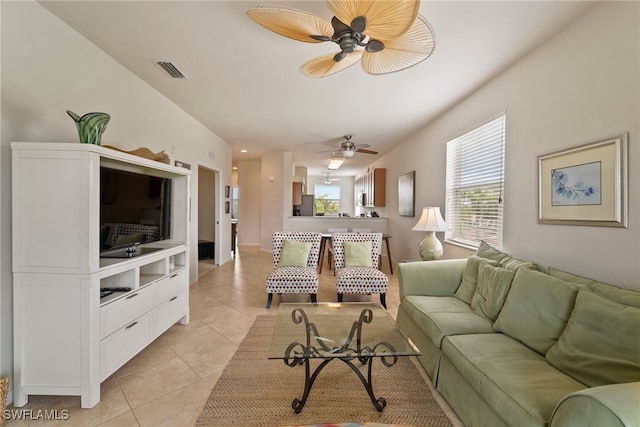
{"left": 125, "top": 321, "right": 138, "bottom": 329}
{"left": 170, "top": 274, "right": 178, "bottom": 279}
{"left": 169, "top": 296, "right": 178, "bottom": 302}
{"left": 125, "top": 293, "right": 139, "bottom": 300}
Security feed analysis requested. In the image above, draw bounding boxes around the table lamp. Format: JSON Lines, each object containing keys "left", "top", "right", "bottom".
{"left": 412, "top": 207, "right": 447, "bottom": 261}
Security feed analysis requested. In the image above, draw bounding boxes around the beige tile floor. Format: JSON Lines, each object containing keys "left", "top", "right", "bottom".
{"left": 5, "top": 246, "right": 463, "bottom": 427}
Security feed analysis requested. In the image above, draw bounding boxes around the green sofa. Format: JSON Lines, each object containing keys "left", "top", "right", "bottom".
{"left": 396, "top": 243, "right": 640, "bottom": 427}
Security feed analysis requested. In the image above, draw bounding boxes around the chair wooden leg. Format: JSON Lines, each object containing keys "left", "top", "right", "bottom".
{"left": 380, "top": 293, "right": 387, "bottom": 309}
{"left": 337, "top": 293, "right": 343, "bottom": 303}
{"left": 266, "top": 293, "right": 273, "bottom": 309}
{"left": 310, "top": 294, "right": 317, "bottom": 304}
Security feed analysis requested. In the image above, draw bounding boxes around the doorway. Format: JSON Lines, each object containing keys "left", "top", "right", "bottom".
{"left": 198, "top": 166, "right": 220, "bottom": 276}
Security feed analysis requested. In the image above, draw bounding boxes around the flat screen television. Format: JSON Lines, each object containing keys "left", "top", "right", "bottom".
{"left": 100, "top": 167, "right": 172, "bottom": 253}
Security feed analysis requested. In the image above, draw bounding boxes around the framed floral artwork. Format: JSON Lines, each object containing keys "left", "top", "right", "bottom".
{"left": 538, "top": 132, "right": 628, "bottom": 227}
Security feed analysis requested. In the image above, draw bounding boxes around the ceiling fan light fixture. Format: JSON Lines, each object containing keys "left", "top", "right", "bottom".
{"left": 342, "top": 149, "right": 355, "bottom": 158}
{"left": 327, "top": 159, "right": 344, "bottom": 169}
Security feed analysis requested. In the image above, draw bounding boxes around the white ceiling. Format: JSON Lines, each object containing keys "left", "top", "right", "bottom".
{"left": 40, "top": 1, "right": 596, "bottom": 176}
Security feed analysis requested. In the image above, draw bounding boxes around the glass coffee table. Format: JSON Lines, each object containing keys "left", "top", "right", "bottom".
{"left": 269, "top": 302, "right": 421, "bottom": 413}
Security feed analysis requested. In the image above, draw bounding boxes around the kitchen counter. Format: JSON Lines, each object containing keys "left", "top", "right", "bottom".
{"left": 286, "top": 216, "right": 387, "bottom": 233}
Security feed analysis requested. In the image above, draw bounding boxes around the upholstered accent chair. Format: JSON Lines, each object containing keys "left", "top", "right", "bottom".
{"left": 331, "top": 232, "right": 389, "bottom": 308}
{"left": 265, "top": 231, "right": 322, "bottom": 308}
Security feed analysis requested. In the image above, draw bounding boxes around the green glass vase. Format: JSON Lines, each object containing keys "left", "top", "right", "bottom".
{"left": 67, "top": 110, "right": 110, "bottom": 145}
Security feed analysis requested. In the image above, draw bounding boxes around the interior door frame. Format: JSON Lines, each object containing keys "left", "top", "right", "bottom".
{"left": 197, "top": 165, "right": 221, "bottom": 267}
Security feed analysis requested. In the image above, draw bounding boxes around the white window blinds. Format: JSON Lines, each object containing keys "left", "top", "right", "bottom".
{"left": 445, "top": 114, "right": 506, "bottom": 249}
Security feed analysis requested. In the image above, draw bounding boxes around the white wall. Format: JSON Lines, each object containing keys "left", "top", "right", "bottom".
{"left": 237, "top": 160, "right": 261, "bottom": 245}
{"left": 260, "top": 151, "right": 290, "bottom": 251}
{"left": 371, "top": 1, "right": 639, "bottom": 289}
{"left": 0, "top": 1, "right": 233, "bottom": 398}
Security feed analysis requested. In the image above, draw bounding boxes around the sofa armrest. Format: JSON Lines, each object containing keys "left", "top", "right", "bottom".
{"left": 550, "top": 382, "right": 640, "bottom": 427}
{"left": 397, "top": 259, "right": 466, "bottom": 300}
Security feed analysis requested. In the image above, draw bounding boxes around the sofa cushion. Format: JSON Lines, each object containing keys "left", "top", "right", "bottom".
{"left": 548, "top": 267, "right": 640, "bottom": 308}
{"left": 546, "top": 290, "right": 640, "bottom": 387}
{"left": 454, "top": 255, "right": 500, "bottom": 304}
{"left": 441, "top": 334, "right": 586, "bottom": 427}
{"left": 494, "top": 269, "right": 581, "bottom": 355}
{"left": 400, "top": 296, "right": 494, "bottom": 348}
{"left": 470, "top": 263, "right": 515, "bottom": 321}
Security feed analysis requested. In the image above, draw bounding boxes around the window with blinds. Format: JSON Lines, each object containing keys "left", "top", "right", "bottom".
{"left": 445, "top": 114, "right": 506, "bottom": 249}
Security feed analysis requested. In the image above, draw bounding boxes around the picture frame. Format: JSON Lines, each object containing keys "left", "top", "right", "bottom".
{"left": 225, "top": 201, "right": 230, "bottom": 214}
{"left": 225, "top": 185, "right": 230, "bottom": 199}
{"left": 538, "top": 132, "right": 628, "bottom": 227}
{"left": 398, "top": 171, "right": 416, "bottom": 217}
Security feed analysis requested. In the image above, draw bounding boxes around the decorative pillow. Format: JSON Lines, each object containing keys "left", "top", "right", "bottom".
{"left": 546, "top": 290, "right": 640, "bottom": 387}
{"left": 494, "top": 269, "right": 581, "bottom": 355}
{"left": 454, "top": 255, "right": 500, "bottom": 304}
{"left": 470, "top": 263, "right": 515, "bottom": 320}
{"left": 549, "top": 267, "right": 640, "bottom": 308}
{"left": 475, "top": 240, "right": 507, "bottom": 263}
{"left": 500, "top": 257, "right": 536, "bottom": 272}
{"left": 548, "top": 267, "right": 596, "bottom": 285}
{"left": 343, "top": 241, "right": 373, "bottom": 267}
{"left": 114, "top": 233, "right": 146, "bottom": 246}
{"left": 476, "top": 240, "right": 542, "bottom": 272}
{"left": 278, "top": 240, "right": 312, "bottom": 267}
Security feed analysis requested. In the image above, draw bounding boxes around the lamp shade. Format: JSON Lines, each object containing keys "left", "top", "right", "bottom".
{"left": 412, "top": 207, "right": 447, "bottom": 232}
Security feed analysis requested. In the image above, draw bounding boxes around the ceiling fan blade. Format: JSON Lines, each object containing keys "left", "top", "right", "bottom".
{"left": 301, "top": 51, "right": 362, "bottom": 78}
{"left": 356, "top": 149, "right": 379, "bottom": 155}
{"left": 327, "top": 0, "right": 419, "bottom": 40}
{"left": 361, "top": 15, "right": 435, "bottom": 75}
{"left": 354, "top": 143, "right": 371, "bottom": 149}
{"left": 247, "top": 6, "right": 333, "bottom": 43}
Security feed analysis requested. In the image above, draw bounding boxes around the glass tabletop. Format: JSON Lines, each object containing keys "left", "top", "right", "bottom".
{"left": 268, "top": 302, "right": 421, "bottom": 360}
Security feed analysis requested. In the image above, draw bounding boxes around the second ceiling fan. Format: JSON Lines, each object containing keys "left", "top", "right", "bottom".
{"left": 322, "top": 135, "right": 378, "bottom": 158}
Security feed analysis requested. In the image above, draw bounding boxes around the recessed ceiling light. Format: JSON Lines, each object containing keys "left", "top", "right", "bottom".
{"left": 241, "top": 149, "right": 247, "bottom": 153}
{"left": 327, "top": 159, "right": 343, "bottom": 170}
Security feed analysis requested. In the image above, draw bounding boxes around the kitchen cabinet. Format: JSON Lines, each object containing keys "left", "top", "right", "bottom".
{"left": 355, "top": 168, "right": 386, "bottom": 207}
{"left": 293, "top": 181, "right": 305, "bottom": 205}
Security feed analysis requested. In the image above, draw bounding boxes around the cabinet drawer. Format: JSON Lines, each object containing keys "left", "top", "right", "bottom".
{"left": 156, "top": 268, "right": 187, "bottom": 302}
{"left": 100, "top": 310, "right": 153, "bottom": 381}
{"left": 100, "top": 286, "right": 153, "bottom": 339}
{"left": 156, "top": 290, "right": 188, "bottom": 336}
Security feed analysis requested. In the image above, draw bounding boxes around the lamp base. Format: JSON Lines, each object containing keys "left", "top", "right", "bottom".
{"left": 419, "top": 231, "right": 443, "bottom": 261}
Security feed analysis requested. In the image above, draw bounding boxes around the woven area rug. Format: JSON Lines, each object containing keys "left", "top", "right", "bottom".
{"left": 196, "top": 315, "right": 453, "bottom": 427}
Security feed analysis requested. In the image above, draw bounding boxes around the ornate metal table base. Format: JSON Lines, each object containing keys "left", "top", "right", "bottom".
{"left": 283, "top": 308, "right": 397, "bottom": 413}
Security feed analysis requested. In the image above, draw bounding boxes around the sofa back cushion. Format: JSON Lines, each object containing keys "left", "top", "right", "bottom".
{"left": 548, "top": 267, "right": 640, "bottom": 308}
{"left": 494, "top": 269, "right": 581, "bottom": 355}
{"left": 546, "top": 290, "right": 640, "bottom": 387}
{"left": 454, "top": 255, "right": 500, "bottom": 304}
{"left": 470, "top": 263, "right": 515, "bottom": 321}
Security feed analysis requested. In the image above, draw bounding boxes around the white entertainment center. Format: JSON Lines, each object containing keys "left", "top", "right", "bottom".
{"left": 11, "top": 142, "right": 191, "bottom": 408}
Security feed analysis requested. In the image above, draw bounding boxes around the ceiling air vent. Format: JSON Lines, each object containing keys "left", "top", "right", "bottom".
{"left": 154, "top": 61, "right": 188, "bottom": 79}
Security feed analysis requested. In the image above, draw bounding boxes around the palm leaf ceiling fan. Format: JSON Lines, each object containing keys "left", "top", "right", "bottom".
{"left": 247, "top": 0, "right": 436, "bottom": 78}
